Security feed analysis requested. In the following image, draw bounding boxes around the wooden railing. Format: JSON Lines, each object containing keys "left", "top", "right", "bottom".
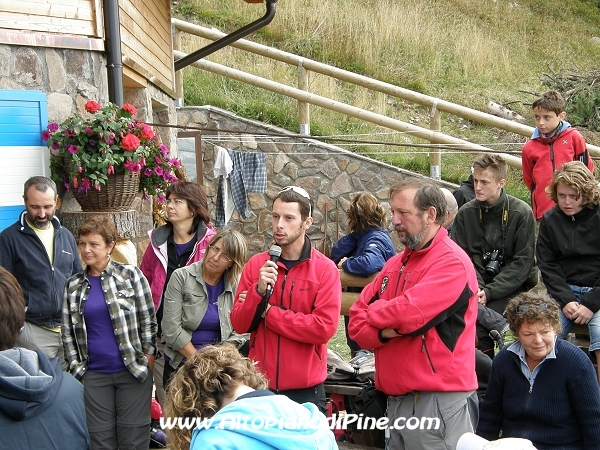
{"left": 171, "top": 19, "right": 600, "bottom": 176}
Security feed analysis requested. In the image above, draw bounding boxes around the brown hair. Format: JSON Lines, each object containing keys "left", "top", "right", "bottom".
{"left": 0, "top": 267, "right": 26, "bottom": 351}
{"left": 472, "top": 153, "right": 507, "bottom": 181}
{"left": 165, "top": 344, "right": 268, "bottom": 450}
{"left": 166, "top": 181, "right": 211, "bottom": 234}
{"left": 506, "top": 291, "right": 561, "bottom": 335}
{"left": 76, "top": 215, "right": 117, "bottom": 245}
{"left": 347, "top": 192, "right": 387, "bottom": 233}
{"left": 274, "top": 186, "right": 313, "bottom": 220}
{"left": 389, "top": 178, "right": 447, "bottom": 225}
{"left": 532, "top": 90, "right": 565, "bottom": 117}
{"left": 546, "top": 161, "right": 600, "bottom": 208}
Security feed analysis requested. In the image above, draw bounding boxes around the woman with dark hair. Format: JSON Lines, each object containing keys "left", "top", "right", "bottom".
{"left": 140, "top": 180, "right": 216, "bottom": 405}
{"left": 162, "top": 229, "right": 249, "bottom": 387}
{"left": 165, "top": 344, "right": 336, "bottom": 450}
{"left": 477, "top": 292, "right": 600, "bottom": 449}
{"left": 63, "top": 215, "right": 157, "bottom": 450}
{"left": 331, "top": 192, "right": 395, "bottom": 355}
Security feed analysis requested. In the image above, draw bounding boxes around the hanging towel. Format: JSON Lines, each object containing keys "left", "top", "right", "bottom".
{"left": 214, "top": 146, "right": 233, "bottom": 178}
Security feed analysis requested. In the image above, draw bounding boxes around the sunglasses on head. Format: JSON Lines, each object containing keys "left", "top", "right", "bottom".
{"left": 516, "top": 303, "right": 548, "bottom": 313}
{"left": 278, "top": 186, "right": 312, "bottom": 216}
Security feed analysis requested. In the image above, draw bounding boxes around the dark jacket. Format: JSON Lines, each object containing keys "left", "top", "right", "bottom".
{"left": 537, "top": 204, "right": 600, "bottom": 312}
{"left": 451, "top": 189, "right": 537, "bottom": 304}
{"left": 0, "top": 212, "right": 81, "bottom": 328}
{"left": 453, "top": 174, "right": 475, "bottom": 208}
{"left": 0, "top": 348, "right": 89, "bottom": 449}
{"left": 330, "top": 228, "right": 396, "bottom": 277}
{"left": 477, "top": 339, "right": 600, "bottom": 450}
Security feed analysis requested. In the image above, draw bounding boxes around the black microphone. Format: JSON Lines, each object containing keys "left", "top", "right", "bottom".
{"left": 265, "top": 244, "right": 282, "bottom": 298}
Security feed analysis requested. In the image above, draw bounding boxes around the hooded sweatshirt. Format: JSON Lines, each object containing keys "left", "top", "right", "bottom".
{"left": 190, "top": 391, "right": 336, "bottom": 450}
{"left": 0, "top": 348, "right": 89, "bottom": 449}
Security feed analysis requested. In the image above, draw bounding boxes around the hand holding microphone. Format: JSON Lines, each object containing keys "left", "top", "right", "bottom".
{"left": 264, "top": 244, "right": 281, "bottom": 298}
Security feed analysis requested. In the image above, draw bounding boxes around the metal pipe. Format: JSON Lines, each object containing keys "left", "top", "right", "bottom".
{"left": 174, "top": 0, "right": 277, "bottom": 72}
{"left": 103, "top": 0, "right": 124, "bottom": 106}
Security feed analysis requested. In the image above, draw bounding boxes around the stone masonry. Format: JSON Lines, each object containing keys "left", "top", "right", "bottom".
{"left": 177, "top": 106, "right": 458, "bottom": 257}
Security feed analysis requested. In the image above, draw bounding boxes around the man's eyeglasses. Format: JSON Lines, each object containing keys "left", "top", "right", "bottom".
{"left": 516, "top": 303, "right": 548, "bottom": 313}
{"left": 165, "top": 198, "right": 185, "bottom": 206}
{"left": 207, "top": 245, "right": 232, "bottom": 263}
{"left": 277, "top": 186, "right": 312, "bottom": 217}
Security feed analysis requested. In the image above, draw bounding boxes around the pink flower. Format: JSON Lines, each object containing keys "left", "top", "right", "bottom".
{"left": 157, "top": 194, "right": 166, "bottom": 203}
{"left": 139, "top": 124, "right": 154, "bottom": 140}
{"left": 155, "top": 156, "right": 163, "bottom": 164}
{"left": 94, "top": 184, "right": 101, "bottom": 191}
{"left": 47, "top": 123, "right": 59, "bottom": 132}
{"left": 73, "top": 177, "right": 78, "bottom": 188}
{"left": 41, "top": 131, "right": 51, "bottom": 141}
{"left": 85, "top": 100, "right": 101, "bottom": 113}
{"left": 159, "top": 144, "right": 169, "bottom": 156}
{"left": 121, "top": 133, "right": 140, "bottom": 151}
{"left": 68, "top": 145, "right": 79, "bottom": 155}
{"left": 144, "top": 168, "right": 154, "bottom": 177}
{"left": 51, "top": 142, "right": 60, "bottom": 150}
{"left": 81, "top": 178, "right": 91, "bottom": 192}
{"left": 107, "top": 165, "right": 114, "bottom": 175}
{"left": 123, "top": 161, "right": 137, "bottom": 172}
{"left": 171, "top": 158, "right": 181, "bottom": 167}
{"left": 77, "top": 166, "right": 83, "bottom": 173}
{"left": 85, "top": 127, "right": 93, "bottom": 135}
{"left": 154, "top": 166, "right": 164, "bottom": 176}
{"left": 121, "top": 104, "right": 137, "bottom": 115}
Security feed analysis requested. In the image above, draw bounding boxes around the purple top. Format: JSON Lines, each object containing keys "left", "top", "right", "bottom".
{"left": 191, "top": 278, "right": 223, "bottom": 348}
{"left": 85, "top": 275, "right": 127, "bottom": 373}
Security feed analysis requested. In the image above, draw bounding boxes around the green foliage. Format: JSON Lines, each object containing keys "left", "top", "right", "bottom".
{"left": 44, "top": 102, "right": 180, "bottom": 199}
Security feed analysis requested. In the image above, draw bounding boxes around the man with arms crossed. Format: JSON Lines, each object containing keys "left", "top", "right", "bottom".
{"left": 231, "top": 186, "right": 341, "bottom": 412}
{"left": 349, "top": 179, "right": 479, "bottom": 449}
{"left": 0, "top": 176, "right": 81, "bottom": 367}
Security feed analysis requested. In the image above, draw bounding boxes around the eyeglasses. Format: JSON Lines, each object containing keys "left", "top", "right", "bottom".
{"left": 277, "top": 186, "right": 312, "bottom": 217}
{"left": 207, "top": 245, "right": 232, "bottom": 263}
{"left": 165, "top": 198, "right": 185, "bottom": 206}
{"left": 516, "top": 303, "right": 548, "bottom": 313}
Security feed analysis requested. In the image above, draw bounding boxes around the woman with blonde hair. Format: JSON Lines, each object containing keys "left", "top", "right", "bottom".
{"left": 161, "top": 229, "right": 249, "bottom": 389}
{"left": 166, "top": 344, "right": 336, "bottom": 450}
{"left": 536, "top": 160, "right": 600, "bottom": 382}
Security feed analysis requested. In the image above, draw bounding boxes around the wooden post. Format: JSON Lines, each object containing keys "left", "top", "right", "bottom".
{"left": 298, "top": 58, "right": 310, "bottom": 135}
{"left": 172, "top": 23, "right": 184, "bottom": 107}
{"left": 429, "top": 101, "right": 441, "bottom": 180}
{"left": 61, "top": 210, "right": 139, "bottom": 239}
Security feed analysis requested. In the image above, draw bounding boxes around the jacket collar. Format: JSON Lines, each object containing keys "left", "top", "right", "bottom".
{"left": 151, "top": 221, "right": 208, "bottom": 247}
{"left": 18, "top": 210, "right": 61, "bottom": 233}
{"left": 474, "top": 188, "right": 507, "bottom": 214}
{"left": 401, "top": 226, "right": 446, "bottom": 263}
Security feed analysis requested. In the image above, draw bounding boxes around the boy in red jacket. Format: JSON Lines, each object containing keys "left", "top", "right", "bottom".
{"left": 522, "top": 90, "right": 593, "bottom": 220}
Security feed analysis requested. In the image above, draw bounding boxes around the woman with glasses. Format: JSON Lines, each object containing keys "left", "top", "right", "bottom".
{"left": 161, "top": 229, "right": 249, "bottom": 389}
{"left": 140, "top": 181, "right": 216, "bottom": 406}
{"left": 477, "top": 291, "right": 600, "bottom": 449}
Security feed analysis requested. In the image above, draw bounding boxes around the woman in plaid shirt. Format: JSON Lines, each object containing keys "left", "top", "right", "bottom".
{"left": 62, "top": 215, "right": 157, "bottom": 450}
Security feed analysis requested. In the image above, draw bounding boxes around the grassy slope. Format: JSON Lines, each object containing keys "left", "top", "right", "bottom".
{"left": 173, "top": 0, "right": 600, "bottom": 198}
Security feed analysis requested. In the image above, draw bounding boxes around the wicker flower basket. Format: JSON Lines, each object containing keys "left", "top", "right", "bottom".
{"left": 73, "top": 172, "right": 140, "bottom": 212}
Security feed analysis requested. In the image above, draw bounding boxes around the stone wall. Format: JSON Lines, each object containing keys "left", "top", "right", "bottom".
{"left": 177, "top": 106, "right": 458, "bottom": 257}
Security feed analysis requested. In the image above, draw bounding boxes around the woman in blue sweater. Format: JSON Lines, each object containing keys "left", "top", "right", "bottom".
{"left": 477, "top": 292, "right": 600, "bottom": 450}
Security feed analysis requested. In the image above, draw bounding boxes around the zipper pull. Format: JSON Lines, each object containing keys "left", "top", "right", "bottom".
{"left": 421, "top": 335, "right": 425, "bottom": 352}
{"left": 529, "top": 385, "right": 532, "bottom": 393}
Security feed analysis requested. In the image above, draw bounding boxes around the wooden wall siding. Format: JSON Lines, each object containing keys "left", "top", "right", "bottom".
{"left": 120, "top": 0, "right": 175, "bottom": 96}
{"left": 0, "top": 0, "right": 102, "bottom": 37}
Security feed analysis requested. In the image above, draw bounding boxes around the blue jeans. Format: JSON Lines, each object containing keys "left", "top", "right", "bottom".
{"left": 558, "top": 285, "right": 600, "bottom": 352}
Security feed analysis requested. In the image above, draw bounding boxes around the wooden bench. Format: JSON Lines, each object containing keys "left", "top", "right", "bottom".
{"left": 340, "top": 270, "right": 378, "bottom": 316}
